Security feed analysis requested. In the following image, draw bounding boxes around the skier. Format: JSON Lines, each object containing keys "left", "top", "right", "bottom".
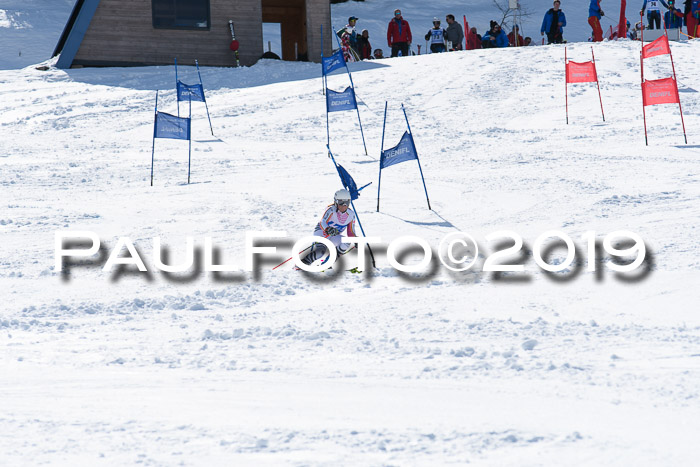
{"left": 338, "top": 16, "right": 360, "bottom": 62}
{"left": 641, "top": 0, "right": 671, "bottom": 30}
{"left": 541, "top": 0, "right": 567, "bottom": 44}
{"left": 299, "top": 189, "right": 358, "bottom": 267}
{"left": 425, "top": 18, "right": 446, "bottom": 53}
{"left": 589, "top": 0, "right": 605, "bottom": 42}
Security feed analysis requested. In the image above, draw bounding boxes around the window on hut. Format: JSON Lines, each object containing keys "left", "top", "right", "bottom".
{"left": 152, "top": 0, "right": 210, "bottom": 30}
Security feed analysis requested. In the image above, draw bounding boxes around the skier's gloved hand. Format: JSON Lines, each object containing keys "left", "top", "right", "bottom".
{"left": 324, "top": 226, "right": 340, "bottom": 237}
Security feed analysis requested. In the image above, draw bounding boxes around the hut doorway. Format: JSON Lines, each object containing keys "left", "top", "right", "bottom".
{"left": 261, "top": 0, "right": 308, "bottom": 61}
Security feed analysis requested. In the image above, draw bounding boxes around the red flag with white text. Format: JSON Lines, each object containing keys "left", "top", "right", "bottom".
{"left": 642, "top": 35, "right": 671, "bottom": 60}
{"left": 642, "top": 77, "right": 680, "bottom": 106}
{"left": 566, "top": 61, "right": 598, "bottom": 83}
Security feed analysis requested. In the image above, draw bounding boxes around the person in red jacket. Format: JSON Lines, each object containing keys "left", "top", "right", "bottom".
{"left": 466, "top": 27, "right": 482, "bottom": 50}
{"left": 508, "top": 25, "right": 524, "bottom": 46}
{"left": 387, "top": 9, "right": 412, "bottom": 57}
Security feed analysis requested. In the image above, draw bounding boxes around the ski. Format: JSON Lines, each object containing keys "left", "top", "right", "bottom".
{"left": 228, "top": 20, "right": 241, "bottom": 67}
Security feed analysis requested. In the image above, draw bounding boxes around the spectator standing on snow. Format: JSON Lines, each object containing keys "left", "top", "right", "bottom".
{"left": 357, "top": 29, "right": 372, "bottom": 60}
{"left": 508, "top": 25, "right": 524, "bottom": 46}
{"left": 337, "top": 16, "right": 359, "bottom": 62}
{"left": 641, "top": 0, "right": 670, "bottom": 30}
{"left": 482, "top": 21, "right": 509, "bottom": 48}
{"left": 387, "top": 9, "right": 412, "bottom": 57}
{"left": 425, "top": 18, "right": 446, "bottom": 53}
{"left": 664, "top": 0, "right": 685, "bottom": 28}
{"left": 466, "top": 27, "right": 483, "bottom": 50}
{"left": 444, "top": 14, "right": 465, "bottom": 50}
{"left": 524, "top": 36, "right": 533, "bottom": 45}
{"left": 686, "top": 0, "right": 700, "bottom": 38}
{"left": 541, "top": 0, "right": 567, "bottom": 44}
{"left": 373, "top": 48, "right": 385, "bottom": 59}
{"left": 589, "top": 0, "right": 605, "bottom": 42}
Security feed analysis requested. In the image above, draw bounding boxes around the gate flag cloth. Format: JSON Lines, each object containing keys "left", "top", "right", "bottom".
{"left": 326, "top": 86, "right": 358, "bottom": 113}
{"left": 642, "top": 35, "right": 671, "bottom": 60}
{"left": 174, "top": 59, "right": 213, "bottom": 135}
{"left": 322, "top": 49, "right": 346, "bottom": 75}
{"left": 380, "top": 131, "right": 418, "bottom": 169}
{"left": 566, "top": 61, "right": 598, "bottom": 83}
{"left": 176, "top": 82, "right": 205, "bottom": 103}
{"left": 642, "top": 77, "right": 680, "bottom": 106}
{"left": 564, "top": 47, "right": 604, "bottom": 124}
{"left": 155, "top": 112, "right": 191, "bottom": 140}
{"left": 336, "top": 164, "right": 360, "bottom": 200}
{"left": 151, "top": 90, "right": 193, "bottom": 186}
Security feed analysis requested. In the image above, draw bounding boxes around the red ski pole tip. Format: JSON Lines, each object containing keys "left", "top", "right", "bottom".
{"left": 230, "top": 40, "right": 240, "bottom": 51}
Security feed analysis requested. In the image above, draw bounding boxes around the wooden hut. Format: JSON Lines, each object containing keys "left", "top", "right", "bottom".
{"left": 53, "top": 0, "right": 332, "bottom": 68}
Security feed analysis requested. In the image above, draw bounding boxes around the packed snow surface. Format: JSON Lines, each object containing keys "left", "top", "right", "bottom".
{"left": 2, "top": 0, "right": 700, "bottom": 465}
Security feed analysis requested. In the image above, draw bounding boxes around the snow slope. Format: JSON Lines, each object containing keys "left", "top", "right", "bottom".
{"left": 2, "top": 1, "right": 700, "bottom": 466}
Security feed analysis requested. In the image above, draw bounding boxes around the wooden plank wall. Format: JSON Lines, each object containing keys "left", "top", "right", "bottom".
{"left": 307, "top": 0, "right": 331, "bottom": 60}
{"left": 73, "top": 0, "right": 330, "bottom": 67}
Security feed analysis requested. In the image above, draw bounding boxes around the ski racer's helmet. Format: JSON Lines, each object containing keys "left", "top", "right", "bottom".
{"left": 334, "top": 188, "right": 351, "bottom": 206}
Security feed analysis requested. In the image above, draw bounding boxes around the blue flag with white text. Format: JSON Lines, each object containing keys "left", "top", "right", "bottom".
{"left": 322, "top": 49, "right": 346, "bottom": 75}
{"left": 380, "top": 131, "right": 418, "bottom": 169}
{"left": 154, "top": 112, "right": 190, "bottom": 140}
{"left": 326, "top": 87, "right": 357, "bottom": 113}
{"left": 177, "top": 81, "right": 205, "bottom": 102}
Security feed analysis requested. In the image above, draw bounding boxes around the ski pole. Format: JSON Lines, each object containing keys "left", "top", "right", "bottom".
{"left": 272, "top": 229, "right": 332, "bottom": 270}
{"left": 272, "top": 245, "right": 313, "bottom": 270}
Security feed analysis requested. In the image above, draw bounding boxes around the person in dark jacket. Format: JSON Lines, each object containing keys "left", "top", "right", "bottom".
{"left": 357, "top": 29, "right": 372, "bottom": 60}
{"left": 541, "top": 1, "right": 567, "bottom": 44}
{"left": 387, "top": 9, "right": 412, "bottom": 57}
{"left": 664, "top": 0, "right": 685, "bottom": 28}
{"left": 425, "top": 18, "right": 446, "bottom": 53}
{"left": 482, "top": 21, "right": 509, "bottom": 48}
{"left": 444, "top": 14, "right": 465, "bottom": 50}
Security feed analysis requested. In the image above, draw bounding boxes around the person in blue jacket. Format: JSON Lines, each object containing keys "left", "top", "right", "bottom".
{"left": 664, "top": 0, "right": 686, "bottom": 28}
{"left": 482, "top": 21, "right": 509, "bottom": 48}
{"left": 589, "top": 0, "right": 604, "bottom": 42}
{"left": 541, "top": 0, "right": 567, "bottom": 44}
